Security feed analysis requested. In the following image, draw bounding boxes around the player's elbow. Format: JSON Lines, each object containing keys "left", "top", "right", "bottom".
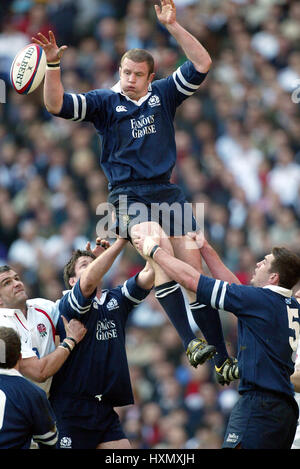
{"left": 80, "top": 279, "right": 96, "bottom": 299}
{"left": 45, "top": 102, "right": 62, "bottom": 115}
{"left": 34, "top": 372, "right": 49, "bottom": 383}
{"left": 21, "top": 364, "right": 49, "bottom": 383}
{"left": 35, "top": 361, "right": 53, "bottom": 382}
{"left": 204, "top": 54, "right": 212, "bottom": 70}
{"left": 19, "top": 357, "right": 49, "bottom": 383}
{"left": 197, "top": 56, "right": 212, "bottom": 74}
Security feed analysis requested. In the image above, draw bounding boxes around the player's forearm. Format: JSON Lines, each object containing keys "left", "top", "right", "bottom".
{"left": 136, "top": 263, "right": 155, "bottom": 290}
{"left": 44, "top": 69, "right": 64, "bottom": 114}
{"left": 201, "top": 241, "right": 241, "bottom": 285}
{"left": 166, "top": 21, "right": 212, "bottom": 73}
{"left": 80, "top": 239, "right": 126, "bottom": 297}
{"left": 20, "top": 341, "right": 74, "bottom": 382}
{"left": 153, "top": 248, "right": 200, "bottom": 292}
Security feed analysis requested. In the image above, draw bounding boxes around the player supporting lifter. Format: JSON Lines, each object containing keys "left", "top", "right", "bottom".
{"left": 134, "top": 231, "right": 300, "bottom": 449}
{"left": 32, "top": 0, "right": 233, "bottom": 373}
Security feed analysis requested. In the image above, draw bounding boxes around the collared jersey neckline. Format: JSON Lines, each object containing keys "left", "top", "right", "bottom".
{"left": 111, "top": 81, "right": 152, "bottom": 106}
{"left": 263, "top": 284, "right": 293, "bottom": 297}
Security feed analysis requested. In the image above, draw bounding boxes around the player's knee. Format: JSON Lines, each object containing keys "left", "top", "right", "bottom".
{"left": 130, "top": 221, "right": 163, "bottom": 239}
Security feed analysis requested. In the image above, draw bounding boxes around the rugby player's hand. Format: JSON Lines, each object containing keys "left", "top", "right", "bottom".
{"left": 61, "top": 315, "right": 87, "bottom": 344}
{"left": 32, "top": 30, "right": 67, "bottom": 63}
{"left": 133, "top": 234, "right": 160, "bottom": 257}
{"left": 187, "top": 231, "right": 205, "bottom": 249}
{"left": 155, "top": 0, "right": 176, "bottom": 26}
{"left": 86, "top": 238, "right": 110, "bottom": 257}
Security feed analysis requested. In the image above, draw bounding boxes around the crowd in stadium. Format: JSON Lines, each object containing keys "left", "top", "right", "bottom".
{"left": 0, "top": 0, "right": 300, "bottom": 449}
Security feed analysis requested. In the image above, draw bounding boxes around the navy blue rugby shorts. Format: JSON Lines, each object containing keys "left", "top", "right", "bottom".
{"left": 51, "top": 397, "right": 126, "bottom": 449}
{"left": 107, "top": 181, "right": 199, "bottom": 238}
{"left": 222, "top": 390, "right": 298, "bottom": 449}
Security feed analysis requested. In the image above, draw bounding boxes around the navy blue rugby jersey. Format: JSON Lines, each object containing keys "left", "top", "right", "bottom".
{"left": 50, "top": 275, "right": 151, "bottom": 407}
{"left": 56, "top": 61, "right": 207, "bottom": 187}
{"left": 0, "top": 370, "right": 57, "bottom": 449}
{"left": 196, "top": 277, "right": 300, "bottom": 397}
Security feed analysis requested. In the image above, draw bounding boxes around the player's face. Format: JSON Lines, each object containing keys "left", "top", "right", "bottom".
{"left": 250, "top": 253, "right": 276, "bottom": 287}
{"left": 73, "top": 256, "right": 94, "bottom": 282}
{"left": 119, "top": 58, "right": 155, "bottom": 101}
{"left": 0, "top": 269, "right": 28, "bottom": 309}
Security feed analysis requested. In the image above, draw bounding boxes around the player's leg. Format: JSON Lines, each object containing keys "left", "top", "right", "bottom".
{"left": 130, "top": 221, "right": 215, "bottom": 365}
{"left": 170, "top": 235, "right": 230, "bottom": 371}
{"left": 131, "top": 221, "right": 195, "bottom": 350}
{"left": 109, "top": 184, "right": 215, "bottom": 366}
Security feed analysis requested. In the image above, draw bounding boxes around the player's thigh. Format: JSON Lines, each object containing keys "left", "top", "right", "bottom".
{"left": 170, "top": 235, "right": 202, "bottom": 271}
{"left": 96, "top": 438, "right": 131, "bottom": 449}
{"left": 130, "top": 220, "right": 173, "bottom": 253}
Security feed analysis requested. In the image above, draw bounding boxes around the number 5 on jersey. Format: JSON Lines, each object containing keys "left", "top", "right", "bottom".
{"left": 287, "top": 306, "right": 300, "bottom": 352}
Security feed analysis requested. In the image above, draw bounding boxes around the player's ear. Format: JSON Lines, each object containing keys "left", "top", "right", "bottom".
{"left": 68, "top": 277, "right": 76, "bottom": 288}
{"left": 269, "top": 272, "right": 279, "bottom": 285}
{"left": 149, "top": 72, "right": 155, "bottom": 83}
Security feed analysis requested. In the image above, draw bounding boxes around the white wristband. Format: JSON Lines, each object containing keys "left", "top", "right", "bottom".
{"left": 143, "top": 236, "right": 158, "bottom": 257}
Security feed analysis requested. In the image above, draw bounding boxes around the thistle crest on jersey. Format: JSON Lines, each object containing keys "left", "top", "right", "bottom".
{"left": 148, "top": 95, "right": 161, "bottom": 107}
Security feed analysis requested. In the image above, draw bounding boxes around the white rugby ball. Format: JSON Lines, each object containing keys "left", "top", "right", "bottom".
{"left": 10, "top": 43, "right": 46, "bottom": 94}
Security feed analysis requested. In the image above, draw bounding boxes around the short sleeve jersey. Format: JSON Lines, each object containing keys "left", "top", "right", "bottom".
{"left": 50, "top": 275, "right": 151, "bottom": 407}
{"left": 56, "top": 61, "right": 207, "bottom": 187}
{"left": 0, "top": 299, "right": 60, "bottom": 395}
{"left": 0, "top": 369, "right": 57, "bottom": 449}
{"left": 196, "top": 277, "right": 300, "bottom": 397}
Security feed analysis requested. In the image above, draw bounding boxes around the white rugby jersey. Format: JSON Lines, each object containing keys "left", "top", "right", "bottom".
{"left": 0, "top": 298, "right": 60, "bottom": 394}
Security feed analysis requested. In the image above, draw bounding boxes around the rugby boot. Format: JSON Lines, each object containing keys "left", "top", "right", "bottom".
{"left": 186, "top": 338, "right": 216, "bottom": 367}
{"left": 215, "top": 357, "right": 239, "bottom": 386}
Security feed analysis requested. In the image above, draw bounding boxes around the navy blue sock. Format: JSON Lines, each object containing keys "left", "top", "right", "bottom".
{"left": 190, "top": 301, "right": 228, "bottom": 367}
{"left": 155, "top": 281, "right": 195, "bottom": 350}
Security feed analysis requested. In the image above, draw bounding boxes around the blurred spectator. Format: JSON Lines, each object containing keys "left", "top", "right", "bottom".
{"left": 7, "top": 219, "right": 44, "bottom": 270}
{"left": 267, "top": 145, "right": 300, "bottom": 207}
{"left": 14, "top": 2, "right": 55, "bottom": 39}
{"left": 43, "top": 220, "right": 88, "bottom": 270}
{"left": 0, "top": 21, "right": 28, "bottom": 80}
{"left": 0, "top": 201, "right": 19, "bottom": 258}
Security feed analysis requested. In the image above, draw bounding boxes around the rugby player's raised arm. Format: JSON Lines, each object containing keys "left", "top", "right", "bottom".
{"left": 187, "top": 232, "right": 241, "bottom": 285}
{"left": 155, "top": 0, "right": 212, "bottom": 73}
{"left": 19, "top": 317, "right": 86, "bottom": 382}
{"left": 134, "top": 235, "right": 200, "bottom": 293}
{"left": 136, "top": 262, "right": 155, "bottom": 290}
{"left": 32, "top": 30, "right": 66, "bottom": 114}
{"left": 80, "top": 238, "right": 128, "bottom": 297}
